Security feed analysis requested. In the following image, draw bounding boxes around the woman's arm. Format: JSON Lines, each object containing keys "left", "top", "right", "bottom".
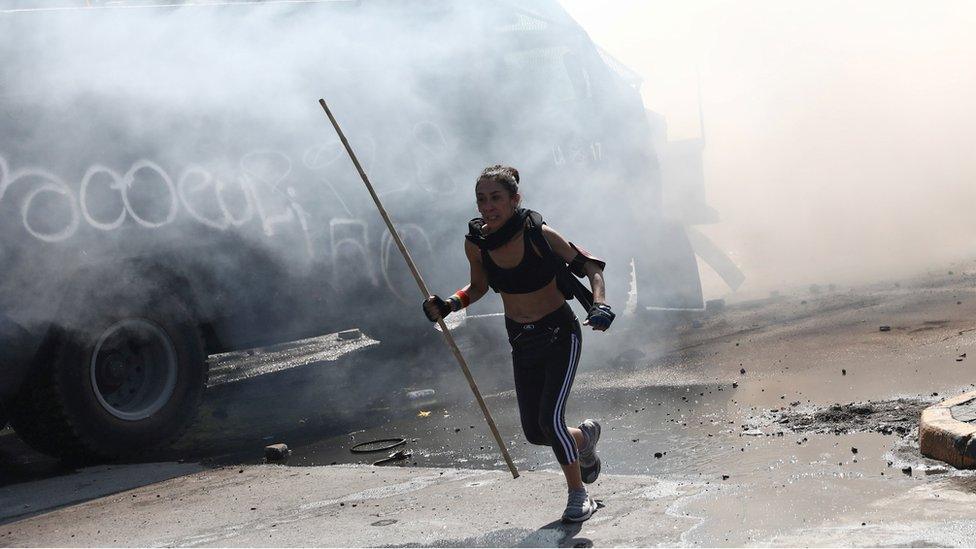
{"left": 458, "top": 239, "right": 490, "bottom": 305}
{"left": 423, "top": 239, "right": 489, "bottom": 321}
{"left": 540, "top": 225, "right": 606, "bottom": 304}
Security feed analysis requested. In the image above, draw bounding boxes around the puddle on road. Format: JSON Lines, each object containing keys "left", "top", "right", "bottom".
{"left": 267, "top": 376, "right": 975, "bottom": 546}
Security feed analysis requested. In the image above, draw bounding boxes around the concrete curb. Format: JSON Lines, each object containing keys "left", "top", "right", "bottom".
{"left": 920, "top": 390, "right": 976, "bottom": 469}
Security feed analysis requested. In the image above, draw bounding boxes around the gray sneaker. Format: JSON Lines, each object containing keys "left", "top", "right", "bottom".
{"left": 562, "top": 488, "right": 595, "bottom": 523}
{"left": 578, "top": 419, "right": 601, "bottom": 484}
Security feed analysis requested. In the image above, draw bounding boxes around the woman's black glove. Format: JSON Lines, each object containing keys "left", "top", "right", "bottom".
{"left": 584, "top": 303, "right": 615, "bottom": 331}
{"left": 423, "top": 295, "right": 456, "bottom": 322}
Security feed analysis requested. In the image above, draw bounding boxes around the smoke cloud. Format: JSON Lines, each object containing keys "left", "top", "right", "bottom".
{"left": 1, "top": 0, "right": 690, "bottom": 358}
{"left": 562, "top": 0, "right": 976, "bottom": 298}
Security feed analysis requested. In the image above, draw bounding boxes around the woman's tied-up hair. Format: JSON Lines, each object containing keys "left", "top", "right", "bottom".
{"left": 477, "top": 164, "right": 520, "bottom": 197}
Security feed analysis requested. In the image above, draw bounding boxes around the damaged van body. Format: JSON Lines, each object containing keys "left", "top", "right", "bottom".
{"left": 0, "top": 0, "right": 728, "bottom": 459}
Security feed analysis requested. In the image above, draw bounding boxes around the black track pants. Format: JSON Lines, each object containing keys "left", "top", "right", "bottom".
{"left": 506, "top": 303, "right": 582, "bottom": 466}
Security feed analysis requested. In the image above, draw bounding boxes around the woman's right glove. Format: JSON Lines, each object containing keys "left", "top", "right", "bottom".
{"left": 423, "top": 295, "right": 459, "bottom": 322}
{"left": 584, "top": 303, "right": 615, "bottom": 331}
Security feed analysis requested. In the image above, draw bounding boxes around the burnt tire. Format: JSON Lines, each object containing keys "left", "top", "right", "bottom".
{"left": 9, "top": 294, "right": 207, "bottom": 462}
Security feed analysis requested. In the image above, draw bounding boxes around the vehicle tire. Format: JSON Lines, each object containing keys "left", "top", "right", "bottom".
{"left": 9, "top": 291, "right": 207, "bottom": 462}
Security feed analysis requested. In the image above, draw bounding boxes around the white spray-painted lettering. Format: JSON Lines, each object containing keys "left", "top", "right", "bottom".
{"left": 0, "top": 163, "right": 80, "bottom": 243}
{"left": 2, "top": 139, "right": 440, "bottom": 298}
{"left": 0, "top": 152, "right": 313, "bottom": 256}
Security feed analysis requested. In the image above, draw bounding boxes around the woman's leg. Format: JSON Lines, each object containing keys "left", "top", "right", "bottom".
{"left": 537, "top": 324, "right": 584, "bottom": 489}
{"left": 513, "top": 355, "right": 549, "bottom": 447}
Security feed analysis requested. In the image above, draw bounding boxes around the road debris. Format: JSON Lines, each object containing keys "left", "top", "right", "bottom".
{"left": 404, "top": 388, "right": 437, "bottom": 408}
{"left": 351, "top": 438, "right": 407, "bottom": 454}
{"left": 406, "top": 389, "right": 436, "bottom": 400}
{"left": 746, "top": 399, "right": 928, "bottom": 436}
{"left": 264, "top": 443, "right": 291, "bottom": 463}
{"left": 373, "top": 450, "right": 412, "bottom": 466}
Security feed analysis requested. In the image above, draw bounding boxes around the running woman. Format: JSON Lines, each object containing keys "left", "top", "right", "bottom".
{"left": 423, "top": 165, "right": 615, "bottom": 523}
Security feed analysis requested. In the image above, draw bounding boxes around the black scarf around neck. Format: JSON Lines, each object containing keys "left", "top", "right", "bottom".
{"left": 466, "top": 208, "right": 530, "bottom": 251}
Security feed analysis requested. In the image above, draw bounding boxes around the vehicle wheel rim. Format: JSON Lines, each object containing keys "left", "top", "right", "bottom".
{"left": 89, "top": 318, "right": 178, "bottom": 421}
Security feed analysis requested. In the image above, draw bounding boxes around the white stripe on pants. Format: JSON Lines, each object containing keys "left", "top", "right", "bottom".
{"left": 553, "top": 333, "right": 581, "bottom": 463}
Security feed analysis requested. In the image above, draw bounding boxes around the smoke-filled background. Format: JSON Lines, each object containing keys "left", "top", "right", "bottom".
{"left": 0, "top": 0, "right": 693, "bottom": 350}
{"left": 563, "top": 0, "right": 976, "bottom": 298}
{"left": 1, "top": 0, "right": 974, "bottom": 346}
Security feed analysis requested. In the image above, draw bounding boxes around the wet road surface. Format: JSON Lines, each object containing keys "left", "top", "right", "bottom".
{"left": 2, "top": 264, "right": 975, "bottom": 544}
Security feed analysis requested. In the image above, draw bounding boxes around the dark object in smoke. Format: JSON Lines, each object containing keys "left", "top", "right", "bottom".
{"left": 373, "top": 449, "right": 411, "bottom": 466}
{"left": 350, "top": 438, "right": 406, "bottom": 454}
{"left": 902, "top": 466, "right": 912, "bottom": 475}
{"left": 265, "top": 443, "right": 291, "bottom": 463}
{"left": 842, "top": 369, "right": 847, "bottom": 376}
{"left": 721, "top": 475, "right": 730, "bottom": 480}
{"left": 338, "top": 329, "right": 362, "bottom": 341}
{"left": 851, "top": 447, "right": 858, "bottom": 454}
{"left": 0, "top": 314, "right": 34, "bottom": 402}
{"left": 705, "top": 299, "right": 725, "bottom": 313}
{"left": 879, "top": 326, "right": 891, "bottom": 332}
{"left": 654, "top": 452, "right": 663, "bottom": 458}
{"left": 732, "top": 382, "right": 739, "bottom": 388}
{"left": 740, "top": 368, "right": 746, "bottom": 375}
{"left": 8, "top": 280, "right": 208, "bottom": 461}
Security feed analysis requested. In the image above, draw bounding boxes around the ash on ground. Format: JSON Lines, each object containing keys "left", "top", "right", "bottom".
{"left": 747, "top": 398, "right": 933, "bottom": 436}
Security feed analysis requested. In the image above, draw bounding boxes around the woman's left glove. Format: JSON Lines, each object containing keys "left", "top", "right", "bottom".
{"left": 585, "top": 303, "right": 615, "bottom": 331}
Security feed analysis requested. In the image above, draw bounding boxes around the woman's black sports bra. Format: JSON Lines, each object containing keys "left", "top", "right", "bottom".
{"left": 482, "top": 232, "right": 558, "bottom": 294}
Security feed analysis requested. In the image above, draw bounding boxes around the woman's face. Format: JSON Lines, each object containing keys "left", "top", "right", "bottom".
{"left": 475, "top": 180, "right": 519, "bottom": 233}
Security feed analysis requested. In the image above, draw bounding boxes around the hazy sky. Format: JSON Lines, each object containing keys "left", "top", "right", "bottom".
{"left": 560, "top": 1, "right": 976, "bottom": 295}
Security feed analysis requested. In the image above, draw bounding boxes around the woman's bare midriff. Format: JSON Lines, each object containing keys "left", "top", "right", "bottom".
{"left": 500, "top": 279, "right": 566, "bottom": 323}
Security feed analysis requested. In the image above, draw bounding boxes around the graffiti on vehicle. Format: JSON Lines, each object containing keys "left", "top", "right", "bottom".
{"left": 0, "top": 135, "right": 441, "bottom": 302}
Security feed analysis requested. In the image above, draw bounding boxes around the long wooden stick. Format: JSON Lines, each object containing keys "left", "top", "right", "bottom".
{"left": 318, "top": 98, "right": 519, "bottom": 479}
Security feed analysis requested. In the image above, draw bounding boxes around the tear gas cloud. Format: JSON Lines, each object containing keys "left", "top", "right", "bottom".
{"left": 563, "top": 0, "right": 976, "bottom": 297}
{"left": 4, "top": 0, "right": 971, "bottom": 348}
{"left": 0, "top": 0, "right": 671, "bottom": 346}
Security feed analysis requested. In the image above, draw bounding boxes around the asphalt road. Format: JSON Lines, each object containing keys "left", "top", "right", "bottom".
{"left": 2, "top": 263, "right": 976, "bottom": 545}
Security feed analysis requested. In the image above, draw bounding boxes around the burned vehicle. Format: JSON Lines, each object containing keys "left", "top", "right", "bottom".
{"left": 0, "top": 0, "right": 730, "bottom": 460}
